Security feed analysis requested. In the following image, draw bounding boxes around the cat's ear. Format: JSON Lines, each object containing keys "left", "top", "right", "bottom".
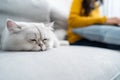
{"left": 45, "top": 22, "right": 54, "bottom": 30}
{"left": 6, "top": 19, "right": 21, "bottom": 32}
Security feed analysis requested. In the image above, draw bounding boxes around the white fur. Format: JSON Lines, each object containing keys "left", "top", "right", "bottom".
{"left": 1, "top": 19, "right": 60, "bottom": 51}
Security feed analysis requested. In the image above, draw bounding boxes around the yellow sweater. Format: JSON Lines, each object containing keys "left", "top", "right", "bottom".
{"left": 67, "top": 0, "right": 107, "bottom": 43}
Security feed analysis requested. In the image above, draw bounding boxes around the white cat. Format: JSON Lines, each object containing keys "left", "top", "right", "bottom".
{"left": 1, "top": 19, "right": 60, "bottom": 51}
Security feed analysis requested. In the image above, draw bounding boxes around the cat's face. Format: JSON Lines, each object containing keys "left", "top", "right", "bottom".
{"left": 1, "top": 19, "right": 55, "bottom": 51}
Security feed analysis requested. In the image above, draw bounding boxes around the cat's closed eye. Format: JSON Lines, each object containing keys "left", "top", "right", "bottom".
{"left": 30, "top": 39, "right": 37, "bottom": 42}
{"left": 43, "top": 38, "right": 49, "bottom": 43}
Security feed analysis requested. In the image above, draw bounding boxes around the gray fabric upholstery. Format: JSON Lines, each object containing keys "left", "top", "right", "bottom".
{"left": 0, "top": 0, "right": 50, "bottom": 35}
{"left": 0, "top": 46, "right": 120, "bottom": 80}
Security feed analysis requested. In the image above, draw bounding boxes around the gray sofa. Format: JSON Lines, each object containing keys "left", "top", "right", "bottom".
{"left": 0, "top": 46, "right": 120, "bottom": 80}
{"left": 0, "top": 0, "right": 120, "bottom": 80}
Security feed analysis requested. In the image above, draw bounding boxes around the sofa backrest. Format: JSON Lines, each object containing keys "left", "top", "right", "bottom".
{"left": 48, "top": 0, "right": 72, "bottom": 30}
{"left": 0, "top": 0, "right": 50, "bottom": 34}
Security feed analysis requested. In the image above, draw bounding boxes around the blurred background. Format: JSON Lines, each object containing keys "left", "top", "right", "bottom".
{"left": 100, "top": 0, "right": 120, "bottom": 17}
{"left": 0, "top": 0, "right": 120, "bottom": 40}
{"left": 48, "top": 0, "right": 120, "bottom": 18}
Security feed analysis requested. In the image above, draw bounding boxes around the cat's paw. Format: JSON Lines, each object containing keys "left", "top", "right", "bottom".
{"left": 53, "top": 42, "right": 60, "bottom": 48}
{"left": 60, "top": 40, "right": 69, "bottom": 46}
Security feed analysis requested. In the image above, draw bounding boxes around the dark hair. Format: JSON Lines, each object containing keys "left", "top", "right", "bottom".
{"left": 82, "top": 0, "right": 103, "bottom": 16}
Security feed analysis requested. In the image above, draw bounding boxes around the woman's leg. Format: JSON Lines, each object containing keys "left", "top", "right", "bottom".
{"left": 71, "top": 39, "right": 120, "bottom": 50}
{"left": 107, "top": 44, "right": 120, "bottom": 50}
{"left": 70, "top": 39, "right": 107, "bottom": 48}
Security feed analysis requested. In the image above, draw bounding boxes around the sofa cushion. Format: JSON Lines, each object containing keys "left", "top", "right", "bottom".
{"left": 47, "top": 0, "right": 72, "bottom": 40}
{"left": 0, "top": 0, "right": 50, "bottom": 22}
{"left": 48, "top": 0, "right": 72, "bottom": 30}
{"left": 73, "top": 25, "right": 120, "bottom": 45}
{"left": 0, "top": 46, "right": 120, "bottom": 80}
{"left": 0, "top": 0, "right": 50, "bottom": 35}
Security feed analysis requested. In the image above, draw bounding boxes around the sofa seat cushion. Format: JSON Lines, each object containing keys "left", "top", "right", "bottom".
{"left": 0, "top": 46, "right": 120, "bottom": 80}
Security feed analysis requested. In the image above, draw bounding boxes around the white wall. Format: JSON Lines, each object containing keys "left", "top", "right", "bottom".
{"left": 47, "top": 0, "right": 72, "bottom": 18}
{"left": 101, "top": 0, "right": 120, "bottom": 17}
{"left": 47, "top": 0, "right": 120, "bottom": 18}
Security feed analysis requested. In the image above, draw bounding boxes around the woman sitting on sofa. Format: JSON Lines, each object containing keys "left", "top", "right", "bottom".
{"left": 67, "top": 0, "right": 120, "bottom": 49}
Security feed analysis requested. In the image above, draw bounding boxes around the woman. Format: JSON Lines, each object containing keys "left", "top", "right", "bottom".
{"left": 67, "top": 0, "right": 120, "bottom": 49}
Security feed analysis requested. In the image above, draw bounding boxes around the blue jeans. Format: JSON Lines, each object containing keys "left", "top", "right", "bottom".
{"left": 70, "top": 39, "right": 120, "bottom": 50}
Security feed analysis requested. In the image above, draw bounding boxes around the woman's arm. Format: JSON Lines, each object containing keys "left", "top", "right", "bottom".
{"left": 68, "top": 15, "right": 106, "bottom": 28}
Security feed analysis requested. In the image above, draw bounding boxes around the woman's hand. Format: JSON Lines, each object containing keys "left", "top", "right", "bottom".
{"left": 106, "top": 17, "right": 120, "bottom": 25}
